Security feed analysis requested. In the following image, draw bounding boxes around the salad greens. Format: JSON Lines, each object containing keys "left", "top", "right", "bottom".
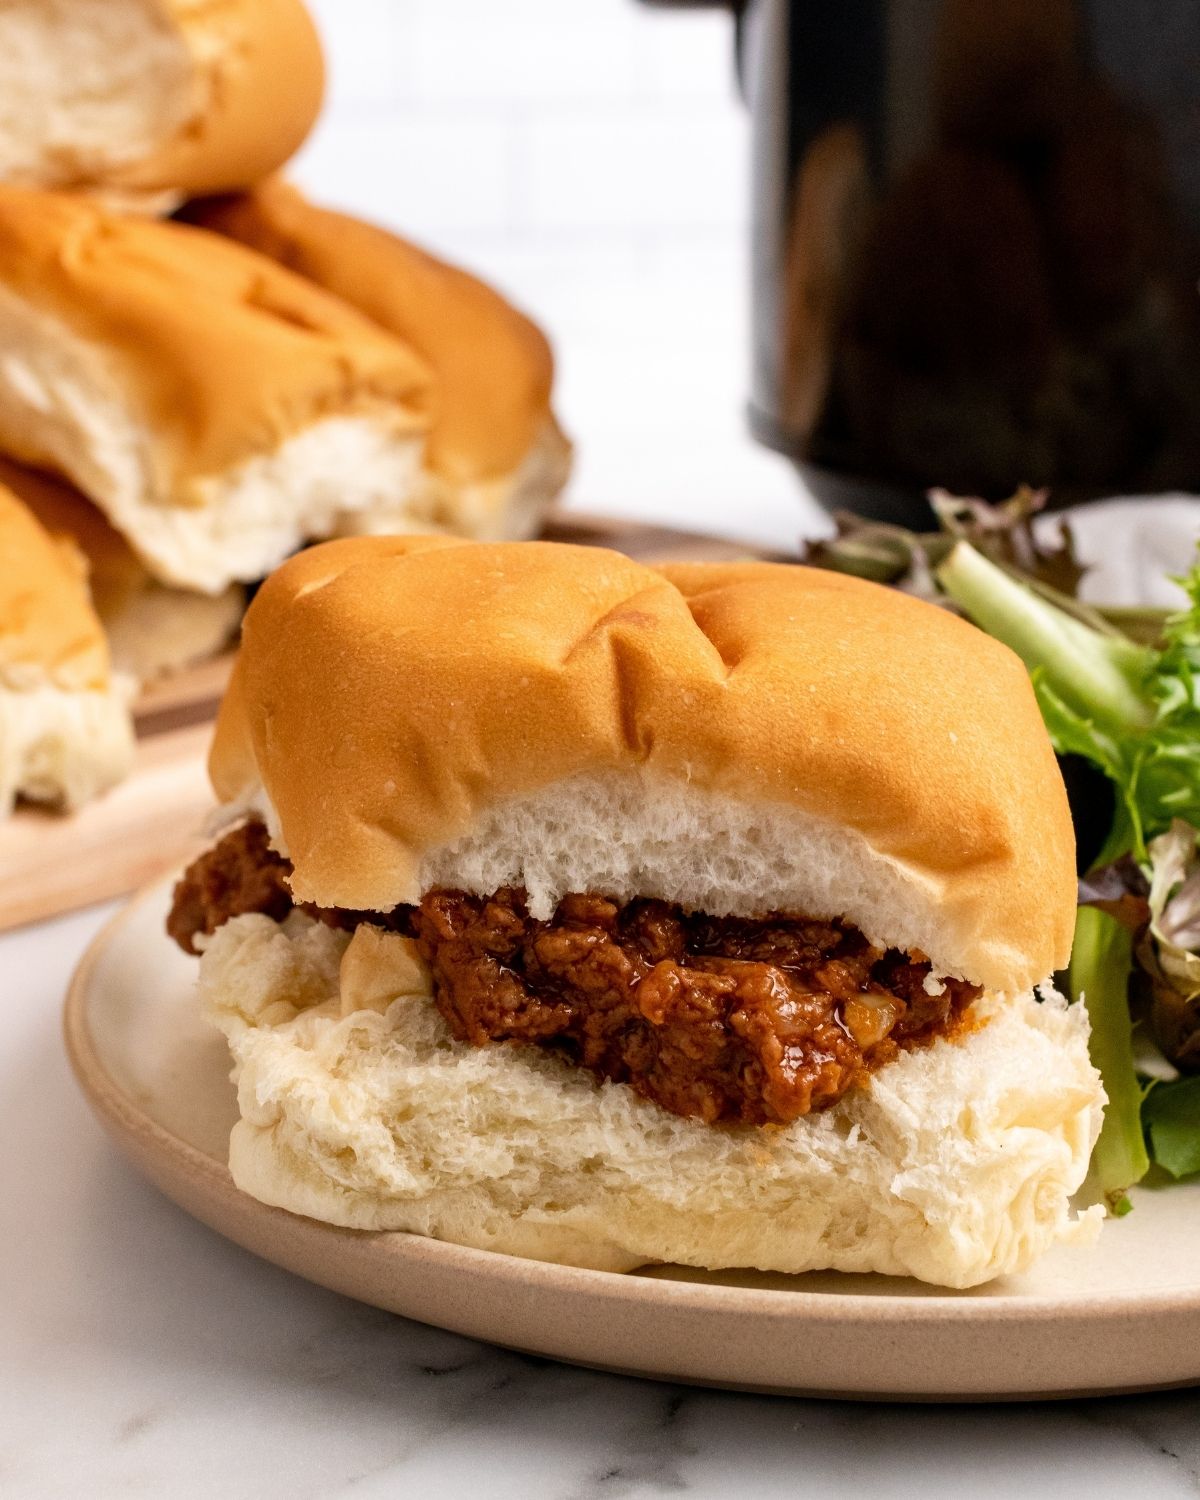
{"left": 1068, "top": 907, "right": 1147, "bottom": 1208}
{"left": 801, "top": 485, "right": 1086, "bottom": 602}
{"left": 804, "top": 493, "right": 1200, "bottom": 1206}
{"left": 1142, "top": 1076, "right": 1200, "bottom": 1181}
{"left": 802, "top": 491, "right": 1169, "bottom": 644}
{"left": 936, "top": 541, "right": 1200, "bottom": 1208}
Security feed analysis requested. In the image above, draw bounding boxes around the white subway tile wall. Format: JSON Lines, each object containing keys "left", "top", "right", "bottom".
{"left": 292, "top": 0, "right": 817, "bottom": 547}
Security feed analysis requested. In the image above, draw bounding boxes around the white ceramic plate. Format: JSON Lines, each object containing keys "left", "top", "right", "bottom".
{"left": 65, "top": 880, "right": 1200, "bottom": 1401}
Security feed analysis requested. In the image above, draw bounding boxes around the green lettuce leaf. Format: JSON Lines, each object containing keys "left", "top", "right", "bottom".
{"left": 936, "top": 541, "right": 1200, "bottom": 1203}
{"left": 938, "top": 543, "right": 1200, "bottom": 862}
{"left": 1142, "top": 1076, "right": 1200, "bottom": 1179}
{"left": 937, "top": 540, "right": 1154, "bottom": 738}
{"left": 1069, "top": 907, "right": 1150, "bottom": 1211}
{"left": 1133, "top": 561, "right": 1200, "bottom": 845}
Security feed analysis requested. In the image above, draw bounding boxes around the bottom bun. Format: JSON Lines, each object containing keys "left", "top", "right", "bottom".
{"left": 424, "top": 414, "right": 574, "bottom": 542}
{"left": 199, "top": 912, "right": 1106, "bottom": 1289}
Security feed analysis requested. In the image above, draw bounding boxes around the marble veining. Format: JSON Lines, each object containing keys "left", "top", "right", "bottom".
{"left": 1076, "top": 1397, "right": 1200, "bottom": 1487}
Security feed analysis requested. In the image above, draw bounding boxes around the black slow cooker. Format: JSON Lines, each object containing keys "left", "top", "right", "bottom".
{"left": 645, "top": 0, "right": 1200, "bottom": 523}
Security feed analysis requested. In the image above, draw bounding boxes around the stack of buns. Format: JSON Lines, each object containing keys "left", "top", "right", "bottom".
{"left": 0, "top": 0, "right": 570, "bottom": 818}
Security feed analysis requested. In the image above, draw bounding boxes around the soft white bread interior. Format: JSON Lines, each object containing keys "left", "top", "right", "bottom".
{"left": 0, "top": 456, "right": 241, "bottom": 683}
{"left": 0, "top": 0, "right": 324, "bottom": 210}
{"left": 212, "top": 536, "right": 1078, "bottom": 995}
{"left": 0, "top": 188, "right": 434, "bottom": 593}
{"left": 182, "top": 180, "right": 572, "bottom": 538}
{"left": 198, "top": 912, "right": 1104, "bottom": 1288}
{"left": 0, "top": 482, "right": 133, "bottom": 812}
{"left": 412, "top": 769, "right": 1027, "bottom": 988}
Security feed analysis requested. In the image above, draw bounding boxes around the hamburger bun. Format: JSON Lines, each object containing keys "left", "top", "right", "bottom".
{"left": 200, "top": 914, "right": 1101, "bottom": 1287}
{"left": 0, "top": 0, "right": 324, "bottom": 212}
{"left": 182, "top": 180, "right": 572, "bottom": 540}
{"left": 213, "top": 535, "right": 1077, "bottom": 994}
{"left": 0, "top": 482, "right": 134, "bottom": 813}
{"left": 0, "top": 457, "right": 242, "bottom": 683}
{"left": 190, "top": 537, "right": 1104, "bottom": 1287}
{"left": 0, "top": 187, "right": 435, "bottom": 594}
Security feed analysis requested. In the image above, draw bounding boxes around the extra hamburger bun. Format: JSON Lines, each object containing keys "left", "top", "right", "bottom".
{"left": 0, "top": 0, "right": 324, "bottom": 212}
{"left": 182, "top": 180, "right": 572, "bottom": 539}
{"left": 0, "top": 187, "right": 434, "bottom": 594}
{"left": 0, "top": 482, "right": 134, "bottom": 813}
{"left": 0, "top": 457, "right": 242, "bottom": 683}
{"left": 194, "top": 537, "right": 1104, "bottom": 1287}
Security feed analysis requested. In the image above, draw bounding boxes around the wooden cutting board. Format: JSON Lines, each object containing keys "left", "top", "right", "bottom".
{"left": 0, "top": 514, "right": 782, "bottom": 932}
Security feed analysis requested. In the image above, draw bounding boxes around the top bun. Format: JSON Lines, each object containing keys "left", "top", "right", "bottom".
{"left": 211, "top": 536, "right": 1077, "bottom": 995}
{"left": 0, "top": 0, "right": 323, "bottom": 210}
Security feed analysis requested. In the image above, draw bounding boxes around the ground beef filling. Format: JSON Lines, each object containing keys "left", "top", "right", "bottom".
{"left": 167, "top": 821, "right": 295, "bottom": 950}
{"left": 168, "top": 823, "right": 979, "bottom": 1126}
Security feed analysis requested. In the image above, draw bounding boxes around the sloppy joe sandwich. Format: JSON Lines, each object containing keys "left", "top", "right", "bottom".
{"left": 0, "top": 482, "right": 134, "bottom": 815}
{"left": 0, "top": 0, "right": 323, "bottom": 213}
{"left": 0, "top": 186, "right": 433, "bottom": 594}
{"left": 0, "top": 457, "right": 241, "bottom": 684}
{"left": 168, "top": 535, "right": 1105, "bottom": 1288}
{"left": 182, "top": 180, "right": 572, "bottom": 541}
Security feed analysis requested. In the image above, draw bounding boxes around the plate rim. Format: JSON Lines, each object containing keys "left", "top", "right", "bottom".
{"left": 64, "top": 879, "right": 1200, "bottom": 1329}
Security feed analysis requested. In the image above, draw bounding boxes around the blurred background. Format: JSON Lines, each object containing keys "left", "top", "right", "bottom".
{"left": 289, "top": 0, "right": 810, "bottom": 550}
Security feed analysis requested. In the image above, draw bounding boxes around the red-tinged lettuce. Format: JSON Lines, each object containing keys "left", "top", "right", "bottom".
{"left": 801, "top": 485, "right": 1086, "bottom": 602}
{"left": 1141, "top": 820, "right": 1200, "bottom": 1074}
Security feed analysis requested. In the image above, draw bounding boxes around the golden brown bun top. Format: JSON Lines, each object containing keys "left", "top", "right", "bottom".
{"left": 0, "top": 186, "right": 432, "bottom": 489}
{"left": 0, "top": 482, "right": 111, "bottom": 690}
{"left": 110, "top": 0, "right": 325, "bottom": 199}
{"left": 0, "top": 457, "right": 147, "bottom": 618}
{"left": 211, "top": 536, "right": 1077, "bottom": 993}
{"left": 183, "top": 180, "right": 555, "bottom": 483}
